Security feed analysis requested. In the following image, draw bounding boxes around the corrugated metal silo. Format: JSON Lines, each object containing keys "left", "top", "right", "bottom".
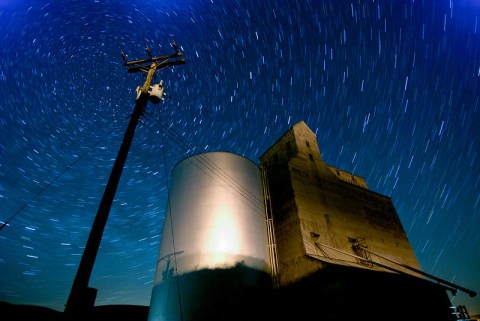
{"left": 148, "top": 152, "right": 270, "bottom": 321}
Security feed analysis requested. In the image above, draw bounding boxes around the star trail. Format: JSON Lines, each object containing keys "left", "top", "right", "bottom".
{"left": 0, "top": 0, "right": 479, "bottom": 315}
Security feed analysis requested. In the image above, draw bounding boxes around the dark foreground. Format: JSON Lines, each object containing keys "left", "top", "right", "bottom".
{"left": 0, "top": 302, "right": 149, "bottom": 321}
{"left": 0, "top": 263, "right": 465, "bottom": 321}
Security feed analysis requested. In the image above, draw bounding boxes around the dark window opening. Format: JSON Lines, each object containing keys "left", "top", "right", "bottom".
{"left": 324, "top": 213, "right": 330, "bottom": 224}
{"left": 309, "top": 154, "right": 314, "bottom": 162}
{"left": 306, "top": 140, "right": 311, "bottom": 148}
{"left": 286, "top": 142, "right": 292, "bottom": 155}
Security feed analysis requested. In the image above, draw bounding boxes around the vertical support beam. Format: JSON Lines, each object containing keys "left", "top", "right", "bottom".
{"left": 261, "top": 167, "right": 280, "bottom": 289}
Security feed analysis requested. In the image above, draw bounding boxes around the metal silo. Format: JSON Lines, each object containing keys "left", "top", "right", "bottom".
{"left": 148, "top": 152, "right": 270, "bottom": 321}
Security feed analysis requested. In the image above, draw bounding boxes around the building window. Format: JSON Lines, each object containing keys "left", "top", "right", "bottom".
{"left": 309, "top": 154, "right": 314, "bottom": 162}
{"left": 306, "top": 140, "right": 311, "bottom": 148}
{"left": 286, "top": 141, "right": 292, "bottom": 155}
{"left": 324, "top": 213, "right": 330, "bottom": 224}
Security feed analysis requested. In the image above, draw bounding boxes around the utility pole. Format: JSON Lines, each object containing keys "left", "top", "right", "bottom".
{"left": 65, "top": 41, "right": 185, "bottom": 319}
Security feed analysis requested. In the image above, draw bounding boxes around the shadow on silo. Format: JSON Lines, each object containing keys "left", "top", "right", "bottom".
{"left": 150, "top": 262, "right": 457, "bottom": 321}
{"left": 149, "top": 262, "right": 275, "bottom": 321}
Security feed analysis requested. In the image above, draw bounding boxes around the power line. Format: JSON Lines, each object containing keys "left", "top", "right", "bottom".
{"left": 0, "top": 126, "right": 121, "bottom": 233}
{"left": 65, "top": 43, "right": 186, "bottom": 317}
{"left": 159, "top": 126, "right": 184, "bottom": 321}
{"left": 143, "top": 114, "right": 266, "bottom": 214}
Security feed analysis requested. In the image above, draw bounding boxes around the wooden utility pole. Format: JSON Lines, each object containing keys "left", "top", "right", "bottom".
{"left": 65, "top": 42, "right": 185, "bottom": 318}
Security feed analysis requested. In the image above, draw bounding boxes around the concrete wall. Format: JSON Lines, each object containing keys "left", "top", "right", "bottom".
{"left": 260, "top": 121, "right": 421, "bottom": 286}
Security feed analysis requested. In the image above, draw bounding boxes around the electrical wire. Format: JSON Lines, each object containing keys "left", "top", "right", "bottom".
{"left": 143, "top": 113, "right": 266, "bottom": 215}
{"left": 159, "top": 127, "right": 184, "bottom": 321}
{"left": 0, "top": 124, "right": 124, "bottom": 233}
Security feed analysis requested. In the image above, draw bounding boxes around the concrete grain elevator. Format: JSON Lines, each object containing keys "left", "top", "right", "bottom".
{"left": 148, "top": 121, "right": 471, "bottom": 321}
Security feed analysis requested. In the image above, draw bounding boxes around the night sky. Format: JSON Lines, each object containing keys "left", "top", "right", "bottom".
{"left": 1, "top": 0, "right": 479, "bottom": 315}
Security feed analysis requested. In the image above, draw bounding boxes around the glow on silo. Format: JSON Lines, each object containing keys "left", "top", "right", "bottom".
{"left": 148, "top": 152, "right": 270, "bottom": 321}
